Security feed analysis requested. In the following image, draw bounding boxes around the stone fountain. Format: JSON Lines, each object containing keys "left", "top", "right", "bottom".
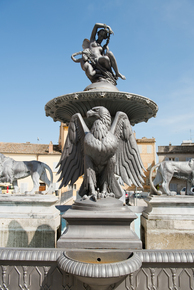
{"left": 57, "top": 250, "right": 142, "bottom": 290}
{"left": 45, "top": 23, "right": 158, "bottom": 289}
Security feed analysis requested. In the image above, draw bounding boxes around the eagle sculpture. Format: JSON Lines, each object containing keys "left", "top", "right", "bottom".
{"left": 57, "top": 106, "right": 145, "bottom": 200}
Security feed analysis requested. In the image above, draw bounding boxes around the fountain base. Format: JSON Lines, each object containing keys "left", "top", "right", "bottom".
{"left": 57, "top": 197, "right": 142, "bottom": 250}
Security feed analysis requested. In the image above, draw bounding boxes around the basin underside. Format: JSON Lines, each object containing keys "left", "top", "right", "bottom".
{"left": 45, "top": 91, "right": 158, "bottom": 125}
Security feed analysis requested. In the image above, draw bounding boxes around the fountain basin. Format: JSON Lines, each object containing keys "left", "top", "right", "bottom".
{"left": 45, "top": 91, "right": 158, "bottom": 126}
{"left": 57, "top": 250, "right": 142, "bottom": 290}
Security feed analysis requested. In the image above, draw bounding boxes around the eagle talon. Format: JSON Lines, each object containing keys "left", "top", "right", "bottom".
{"left": 91, "top": 193, "right": 98, "bottom": 201}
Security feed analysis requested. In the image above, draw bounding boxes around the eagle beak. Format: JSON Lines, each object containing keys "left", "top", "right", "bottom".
{"left": 86, "top": 109, "right": 94, "bottom": 118}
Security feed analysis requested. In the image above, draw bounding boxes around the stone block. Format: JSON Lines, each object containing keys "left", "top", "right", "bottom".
{"left": 57, "top": 197, "right": 142, "bottom": 250}
{"left": 141, "top": 195, "right": 194, "bottom": 249}
{"left": 0, "top": 194, "right": 60, "bottom": 248}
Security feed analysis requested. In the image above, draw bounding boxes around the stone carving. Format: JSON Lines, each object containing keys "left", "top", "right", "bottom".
{"left": 149, "top": 159, "right": 194, "bottom": 196}
{"left": 45, "top": 91, "right": 158, "bottom": 126}
{"left": 71, "top": 23, "right": 126, "bottom": 85}
{"left": 57, "top": 251, "right": 142, "bottom": 290}
{"left": 0, "top": 153, "right": 53, "bottom": 194}
{"left": 57, "top": 106, "right": 145, "bottom": 200}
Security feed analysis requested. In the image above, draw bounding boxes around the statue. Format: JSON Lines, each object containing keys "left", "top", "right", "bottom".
{"left": 71, "top": 23, "right": 126, "bottom": 85}
{"left": 57, "top": 106, "right": 145, "bottom": 200}
{"left": 149, "top": 159, "right": 194, "bottom": 196}
{"left": 0, "top": 153, "right": 53, "bottom": 195}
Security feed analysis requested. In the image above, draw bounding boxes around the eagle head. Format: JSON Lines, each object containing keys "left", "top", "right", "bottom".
{"left": 87, "top": 106, "right": 111, "bottom": 128}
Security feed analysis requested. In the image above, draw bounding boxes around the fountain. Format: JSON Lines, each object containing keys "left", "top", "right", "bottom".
{"left": 45, "top": 23, "right": 158, "bottom": 289}
{"left": 57, "top": 250, "right": 142, "bottom": 290}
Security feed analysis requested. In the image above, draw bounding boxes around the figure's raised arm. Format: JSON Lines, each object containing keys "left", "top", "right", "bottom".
{"left": 90, "top": 23, "right": 113, "bottom": 42}
{"left": 71, "top": 51, "right": 82, "bottom": 63}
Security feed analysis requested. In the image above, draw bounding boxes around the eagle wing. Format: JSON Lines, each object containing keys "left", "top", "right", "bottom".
{"left": 57, "top": 113, "right": 89, "bottom": 189}
{"left": 110, "top": 111, "right": 146, "bottom": 188}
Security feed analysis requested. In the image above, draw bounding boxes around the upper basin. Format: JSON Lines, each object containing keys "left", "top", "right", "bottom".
{"left": 45, "top": 91, "right": 158, "bottom": 126}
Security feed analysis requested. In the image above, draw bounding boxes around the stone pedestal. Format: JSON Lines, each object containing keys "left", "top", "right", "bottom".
{"left": 57, "top": 197, "right": 142, "bottom": 250}
{"left": 0, "top": 194, "right": 60, "bottom": 248}
{"left": 141, "top": 195, "right": 194, "bottom": 249}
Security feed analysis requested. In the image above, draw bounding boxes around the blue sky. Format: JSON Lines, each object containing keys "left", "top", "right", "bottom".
{"left": 0, "top": 0, "right": 194, "bottom": 150}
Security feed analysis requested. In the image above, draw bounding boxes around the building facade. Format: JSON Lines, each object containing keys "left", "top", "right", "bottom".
{"left": 127, "top": 136, "right": 156, "bottom": 192}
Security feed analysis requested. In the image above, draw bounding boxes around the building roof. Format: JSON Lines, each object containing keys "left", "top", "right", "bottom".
{"left": 136, "top": 137, "right": 155, "bottom": 143}
{"left": 0, "top": 142, "right": 61, "bottom": 155}
{"left": 158, "top": 145, "right": 194, "bottom": 155}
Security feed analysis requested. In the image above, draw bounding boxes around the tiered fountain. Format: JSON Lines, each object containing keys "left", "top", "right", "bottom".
{"left": 45, "top": 23, "right": 158, "bottom": 290}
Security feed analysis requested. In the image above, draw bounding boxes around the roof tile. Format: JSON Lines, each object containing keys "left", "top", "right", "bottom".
{"left": 0, "top": 142, "right": 61, "bottom": 155}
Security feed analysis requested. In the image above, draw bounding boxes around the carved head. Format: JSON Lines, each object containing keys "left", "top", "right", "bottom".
{"left": 97, "top": 29, "right": 108, "bottom": 41}
{"left": 87, "top": 106, "right": 111, "bottom": 128}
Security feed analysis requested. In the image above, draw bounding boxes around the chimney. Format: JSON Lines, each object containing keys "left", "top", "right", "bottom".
{"left": 49, "top": 141, "right": 53, "bottom": 154}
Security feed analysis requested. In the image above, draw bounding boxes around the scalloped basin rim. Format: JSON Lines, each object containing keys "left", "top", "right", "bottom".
{"left": 57, "top": 250, "right": 142, "bottom": 279}
{"left": 45, "top": 90, "right": 158, "bottom": 125}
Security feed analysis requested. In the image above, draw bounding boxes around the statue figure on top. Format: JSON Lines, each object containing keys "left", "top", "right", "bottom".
{"left": 71, "top": 23, "right": 126, "bottom": 86}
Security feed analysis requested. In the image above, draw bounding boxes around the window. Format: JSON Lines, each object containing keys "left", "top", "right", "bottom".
{"left": 53, "top": 162, "right": 58, "bottom": 172}
{"left": 166, "top": 157, "right": 174, "bottom": 161}
{"left": 146, "top": 178, "right": 150, "bottom": 185}
{"left": 186, "top": 157, "right": 191, "bottom": 161}
{"left": 39, "top": 183, "right": 46, "bottom": 191}
{"left": 68, "top": 184, "right": 76, "bottom": 190}
{"left": 147, "top": 145, "right": 152, "bottom": 153}
{"left": 138, "top": 145, "right": 142, "bottom": 153}
{"left": 175, "top": 157, "right": 179, "bottom": 162}
{"left": 20, "top": 183, "right": 28, "bottom": 193}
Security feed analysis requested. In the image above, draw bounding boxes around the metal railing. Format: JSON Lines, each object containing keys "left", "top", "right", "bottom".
{"left": 0, "top": 248, "right": 193, "bottom": 289}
